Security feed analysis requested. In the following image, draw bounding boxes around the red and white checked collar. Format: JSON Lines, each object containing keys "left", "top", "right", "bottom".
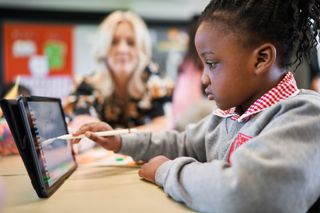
{"left": 214, "top": 72, "right": 299, "bottom": 122}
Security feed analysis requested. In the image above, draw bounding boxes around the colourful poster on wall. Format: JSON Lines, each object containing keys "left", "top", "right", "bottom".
{"left": 3, "top": 22, "right": 74, "bottom": 83}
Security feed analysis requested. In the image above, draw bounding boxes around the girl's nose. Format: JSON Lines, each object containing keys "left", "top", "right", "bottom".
{"left": 201, "top": 72, "right": 210, "bottom": 85}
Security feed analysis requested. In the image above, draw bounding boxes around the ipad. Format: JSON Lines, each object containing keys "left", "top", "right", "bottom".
{"left": 0, "top": 96, "right": 77, "bottom": 198}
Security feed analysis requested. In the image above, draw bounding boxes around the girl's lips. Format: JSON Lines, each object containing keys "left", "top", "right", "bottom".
{"left": 207, "top": 94, "right": 215, "bottom": 100}
{"left": 205, "top": 88, "right": 214, "bottom": 100}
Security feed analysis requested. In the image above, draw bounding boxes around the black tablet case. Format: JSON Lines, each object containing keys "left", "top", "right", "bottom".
{"left": 0, "top": 99, "right": 47, "bottom": 197}
{"left": 0, "top": 97, "right": 76, "bottom": 198}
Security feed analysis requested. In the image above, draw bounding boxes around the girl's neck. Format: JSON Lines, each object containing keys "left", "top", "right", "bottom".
{"left": 239, "top": 68, "right": 287, "bottom": 113}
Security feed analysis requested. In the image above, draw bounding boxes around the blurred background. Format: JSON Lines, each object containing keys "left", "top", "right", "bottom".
{"left": 0, "top": 0, "right": 210, "bottom": 98}
{"left": 0, "top": 0, "right": 319, "bottom": 98}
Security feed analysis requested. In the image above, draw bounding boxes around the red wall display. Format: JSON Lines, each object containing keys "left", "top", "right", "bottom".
{"left": 3, "top": 22, "right": 73, "bottom": 83}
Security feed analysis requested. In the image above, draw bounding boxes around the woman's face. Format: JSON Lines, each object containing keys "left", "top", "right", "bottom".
{"left": 107, "top": 21, "right": 138, "bottom": 76}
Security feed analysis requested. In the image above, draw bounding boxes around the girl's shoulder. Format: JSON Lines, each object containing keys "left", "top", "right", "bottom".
{"left": 259, "top": 89, "right": 320, "bottom": 120}
{"left": 292, "top": 89, "right": 320, "bottom": 104}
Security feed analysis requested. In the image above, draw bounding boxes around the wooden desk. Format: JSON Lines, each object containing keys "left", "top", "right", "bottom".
{"left": 0, "top": 148, "right": 192, "bottom": 213}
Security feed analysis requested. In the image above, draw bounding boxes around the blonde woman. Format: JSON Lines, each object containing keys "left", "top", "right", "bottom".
{"left": 69, "top": 11, "right": 173, "bottom": 130}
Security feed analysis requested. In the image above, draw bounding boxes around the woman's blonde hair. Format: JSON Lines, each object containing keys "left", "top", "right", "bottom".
{"left": 90, "top": 10, "right": 152, "bottom": 98}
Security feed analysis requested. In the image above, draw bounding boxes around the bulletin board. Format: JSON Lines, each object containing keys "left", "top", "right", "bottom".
{"left": 3, "top": 22, "right": 74, "bottom": 83}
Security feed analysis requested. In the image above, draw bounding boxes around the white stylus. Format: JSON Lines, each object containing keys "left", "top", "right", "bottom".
{"left": 41, "top": 128, "right": 138, "bottom": 147}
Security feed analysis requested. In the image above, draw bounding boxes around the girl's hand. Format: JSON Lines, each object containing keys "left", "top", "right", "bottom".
{"left": 72, "top": 121, "right": 122, "bottom": 152}
{"left": 138, "top": 155, "right": 170, "bottom": 183}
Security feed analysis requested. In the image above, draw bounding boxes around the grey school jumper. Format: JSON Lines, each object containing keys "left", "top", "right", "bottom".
{"left": 119, "top": 89, "right": 320, "bottom": 213}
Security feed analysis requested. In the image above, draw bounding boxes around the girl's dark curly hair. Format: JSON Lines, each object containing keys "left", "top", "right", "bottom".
{"left": 199, "top": 0, "right": 320, "bottom": 69}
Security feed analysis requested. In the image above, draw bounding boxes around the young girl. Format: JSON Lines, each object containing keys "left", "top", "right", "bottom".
{"left": 73, "top": 1, "right": 320, "bottom": 212}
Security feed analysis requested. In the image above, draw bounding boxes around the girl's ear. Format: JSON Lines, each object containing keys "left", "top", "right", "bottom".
{"left": 252, "top": 43, "right": 277, "bottom": 75}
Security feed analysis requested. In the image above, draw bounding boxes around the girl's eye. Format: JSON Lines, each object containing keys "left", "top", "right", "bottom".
{"left": 206, "top": 61, "right": 217, "bottom": 70}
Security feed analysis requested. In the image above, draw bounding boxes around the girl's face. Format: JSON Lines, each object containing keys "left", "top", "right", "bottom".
{"left": 195, "top": 21, "right": 257, "bottom": 111}
{"left": 107, "top": 21, "right": 138, "bottom": 76}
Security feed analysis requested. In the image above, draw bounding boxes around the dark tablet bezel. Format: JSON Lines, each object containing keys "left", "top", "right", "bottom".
{"left": 0, "top": 99, "right": 46, "bottom": 197}
{"left": 16, "top": 96, "right": 77, "bottom": 197}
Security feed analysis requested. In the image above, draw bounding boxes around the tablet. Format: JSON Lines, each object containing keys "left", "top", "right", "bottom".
{"left": 1, "top": 96, "right": 77, "bottom": 198}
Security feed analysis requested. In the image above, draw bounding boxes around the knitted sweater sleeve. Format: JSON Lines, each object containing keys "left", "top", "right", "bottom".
{"left": 155, "top": 95, "right": 320, "bottom": 213}
{"left": 119, "top": 115, "right": 212, "bottom": 162}
{"left": 120, "top": 93, "right": 320, "bottom": 213}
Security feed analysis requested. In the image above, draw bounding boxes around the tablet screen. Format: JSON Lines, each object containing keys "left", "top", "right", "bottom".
{"left": 25, "top": 99, "right": 76, "bottom": 188}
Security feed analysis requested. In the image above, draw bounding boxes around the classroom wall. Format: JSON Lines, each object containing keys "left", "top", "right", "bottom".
{"left": 0, "top": 0, "right": 319, "bottom": 98}
{"left": 0, "top": 6, "right": 191, "bottom": 98}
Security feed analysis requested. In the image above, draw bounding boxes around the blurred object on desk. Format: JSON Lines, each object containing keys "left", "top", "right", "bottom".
{"left": 0, "top": 77, "right": 29, "bottom": 157}
{"left": 76, "top": 146, "right": 136, "bottom": 167}
{"left": 0, "top": 118, "right": 19, "bottom": 157}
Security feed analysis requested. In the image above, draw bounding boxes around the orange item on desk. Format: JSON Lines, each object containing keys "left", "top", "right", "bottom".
{"left": 0, "top": 119, "right": 19, "bottom": 156}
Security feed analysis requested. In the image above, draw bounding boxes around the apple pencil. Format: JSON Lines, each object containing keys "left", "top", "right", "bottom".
{"left": 41, "top": 128, "right": 137, "bottom": 147}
